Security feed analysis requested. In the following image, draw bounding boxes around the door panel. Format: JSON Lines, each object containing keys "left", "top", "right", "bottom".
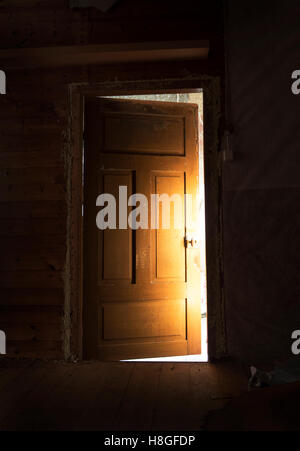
{"left": 98, "top": 171, "right": 134, "bottom": 283}
{"left": 102, "top": 299, "right": 186, "bottom": 341}
{"left": 84, "top": 98, "right": 201, "bottom": 360}
{"left": 103, "top": 112, "right": 186, "bottom": 155}
{"left": 151, "top": 172, "right": 186, "bottom": 282}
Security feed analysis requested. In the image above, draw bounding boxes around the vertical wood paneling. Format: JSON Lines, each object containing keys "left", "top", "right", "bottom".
{"left": 0, "top": 68, "right": 67, "bottom": 359}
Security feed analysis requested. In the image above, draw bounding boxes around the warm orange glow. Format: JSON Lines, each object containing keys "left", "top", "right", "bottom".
{"left": 112, "top": 92, "right": 208, "bottom": 363}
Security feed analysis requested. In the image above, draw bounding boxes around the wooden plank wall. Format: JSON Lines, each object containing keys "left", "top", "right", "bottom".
{"left": 0, "top": 0, "right": 224, "bottom": 359}
{"left": 0, "top": 68, "right": 69, "bottom": 358}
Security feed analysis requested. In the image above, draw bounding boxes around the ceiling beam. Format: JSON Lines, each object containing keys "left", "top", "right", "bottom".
{"left": 69, "top": 0, "right": 120, "bottom": 12}
{"left": 1, "top": 40, "right": 210, "bottom": 70}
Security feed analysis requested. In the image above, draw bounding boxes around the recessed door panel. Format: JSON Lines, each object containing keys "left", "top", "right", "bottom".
{"left": 97, "top": 171, "right": 134, "bottom": 284}
{"left": 103, "top": 113, "right": 185, "bottom": 155}
{"left": 101, "top": 299, "right": 186, "bottom": 342}
{"left": 151, "top": 173, "right": 186, "bottom": 282}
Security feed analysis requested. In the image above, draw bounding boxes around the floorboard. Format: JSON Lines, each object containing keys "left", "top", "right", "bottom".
{"left": 0, "top": 359, "right": 248, "bottom": 431}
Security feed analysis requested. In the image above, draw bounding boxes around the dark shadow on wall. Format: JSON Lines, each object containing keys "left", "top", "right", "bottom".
{"left": 223, "top": 0, "right": 300, "bottom": 367}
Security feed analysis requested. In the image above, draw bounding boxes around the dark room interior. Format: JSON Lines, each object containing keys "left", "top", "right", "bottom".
{"left": 0, "top": 0, "right": 299, "bottom": 434}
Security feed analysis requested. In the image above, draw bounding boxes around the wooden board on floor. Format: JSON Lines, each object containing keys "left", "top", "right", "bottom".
{"left": 0, "top": 361, "right": 248, "bottom": 431}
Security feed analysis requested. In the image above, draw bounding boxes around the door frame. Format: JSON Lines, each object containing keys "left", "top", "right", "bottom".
{"left": 66, "top": 76, "right": 226, "bottom": 361}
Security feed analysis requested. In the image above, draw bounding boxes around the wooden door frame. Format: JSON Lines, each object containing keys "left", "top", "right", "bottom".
{"left": 67, "top": 76, "right": 226, "bottom": 362}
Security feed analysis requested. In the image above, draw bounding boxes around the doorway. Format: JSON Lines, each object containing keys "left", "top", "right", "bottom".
{"left": 83, "top": 92, "right": 207, "bottom": 362}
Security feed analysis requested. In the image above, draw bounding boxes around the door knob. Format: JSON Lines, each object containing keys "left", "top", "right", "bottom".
{"left": 184, "top": 236, "right": 200, "bottom": 249}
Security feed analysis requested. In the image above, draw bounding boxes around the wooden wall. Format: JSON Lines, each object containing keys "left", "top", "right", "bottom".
{"left": 0, "top": 0, "right": 224, "bottom": 359}
{"left": 0, "top": 68, "right": 68, "bottom": 358}
{"left": 0, "top": 0, "right": 223, "bottom": 49}
{"left": 224, "top": 0, "right": 300, "bottom": 367}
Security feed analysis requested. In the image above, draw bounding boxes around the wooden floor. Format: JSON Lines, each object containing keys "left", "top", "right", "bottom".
{"left": 0, "top": 359, "right": 248, "bottom": 431}
{"left": 206, "top": 380, "right": 300, "bottom": 431}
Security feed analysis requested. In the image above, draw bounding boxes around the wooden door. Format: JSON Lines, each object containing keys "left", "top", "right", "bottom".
{"left": 84, "top": 98, "right": 201, "bottom": 360}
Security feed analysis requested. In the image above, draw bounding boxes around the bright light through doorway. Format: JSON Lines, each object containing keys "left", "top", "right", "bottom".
{"left": 122, "top": 317, "right": 208, "bottom": 362}
{"left": 102, "top": 92, "right": 208, "bottom": 363}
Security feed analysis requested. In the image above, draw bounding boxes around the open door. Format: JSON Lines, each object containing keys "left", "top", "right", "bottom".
{"left": 84, "top": 97, "right": 201, "bottom": 360}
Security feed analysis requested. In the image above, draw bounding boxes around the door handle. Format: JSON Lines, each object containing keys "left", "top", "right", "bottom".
{"left": 184, "top": 236, "right": 200, "bottom": 249}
